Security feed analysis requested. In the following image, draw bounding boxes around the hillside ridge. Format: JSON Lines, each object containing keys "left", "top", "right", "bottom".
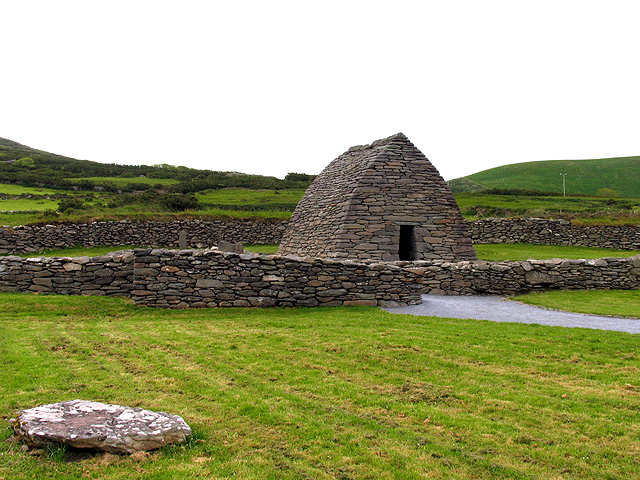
{"left": 0, "top": 136, "right": 314, "bottom": 192}
{"left": 449, "top": 155, "right": 640, "bottom": 197}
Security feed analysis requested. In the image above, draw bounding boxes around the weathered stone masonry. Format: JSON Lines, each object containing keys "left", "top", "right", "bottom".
{"left": 1, "top": 218, "right": 639, "bottom": 257}
{"left": 131, "top": 250, "right": 423, "bottom": 308}
{"left": 2, "top": 249, "right": 639, "bottom": 308}
{"left": 0, "top": 220, "right": 286, "bottom": 255}
{"left": 278, "top": 133, "right": 477, "bottom": 262}
{"left": 411, "top": 256, "right": 640, "bottom": 296}
{"left": 469, "top": 218, "right": 640, "bottom": 250}
{"left": 0, "top": 251, "right": 133, "bottom": 296}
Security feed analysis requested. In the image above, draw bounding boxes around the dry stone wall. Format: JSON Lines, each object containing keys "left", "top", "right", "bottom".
{"left": 0, "top": 220, "right": 287, "bottom": 255}
{"left": 131, "top": 249, "right": 423, "bottom": 308}
{"left": 1, "top": 249, "right": 639, "bottom": 307}
{"left": 469, "top": 218, "right": 640, "bottom": 250}
{"left": 0, "top": 251, "right": 133, "bottom": 296}
{"left": 2, "top": 218, "right": 639, "bottom": 257}
{"left": 410, "top": 256, "right": 640, "bottom": 296}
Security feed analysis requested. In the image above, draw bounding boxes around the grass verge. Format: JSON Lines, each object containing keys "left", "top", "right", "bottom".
{"left": 474, "top": 243, "right": 640, "bottom": 261}
{"left": 1, "top": 294, "right": 638, "bottom": 479}
{"left": 244, "top": 244, "right": 280, "bottom": 254}
{"left": 246, "top": 244, "right": 640, "bottom": 260}
{"left": 513, "top": 290, "right": 640, "bottom": 318}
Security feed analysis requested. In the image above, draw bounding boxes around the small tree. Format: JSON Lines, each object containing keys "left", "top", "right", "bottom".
{"left": 14, "top": 157, "right": 35, "bottom": 168}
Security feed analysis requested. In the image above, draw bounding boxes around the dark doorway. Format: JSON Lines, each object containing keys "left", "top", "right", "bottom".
{"left": 398, "top": 225, "right": 417, "bottom": 260}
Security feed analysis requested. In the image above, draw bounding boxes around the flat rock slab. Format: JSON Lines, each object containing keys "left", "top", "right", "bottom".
{"left": 12, "top": 400, "right": 192, "bottom": 454}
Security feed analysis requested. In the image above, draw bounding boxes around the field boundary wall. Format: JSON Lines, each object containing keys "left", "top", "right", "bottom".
{"left": 1, "top": 219, "right": 639, "bottom": 256}
{"left": 0, "top": 220, "right": 287, "bottom": 255}
{"left": 2, "top": 249, "right": 639, "bottom": 308}
{"left": 469, "top": 218, "right": 640, "bottom": 250}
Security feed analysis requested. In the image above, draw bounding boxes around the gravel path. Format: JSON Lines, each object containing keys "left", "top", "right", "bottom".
{"left": 383, "top": 295, "right": 640, "bottom": 334}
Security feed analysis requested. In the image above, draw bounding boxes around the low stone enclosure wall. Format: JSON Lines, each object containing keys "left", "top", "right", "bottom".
{"left": 0, "top": 220, "right": 287, "bottom": 255}
{"left": 1, "top": 218, "right": 640, "bottom": 308}
{"left": 0, "top": 252, "right": 134, "bottom": 297}
{"left": 468, "top": 218, "right": 640, "bottom": 250}
{"left": 1, "top": 218, "right": 639, "bottom": 256}
{"left": 1, "top": 249, "right": 639, "bottom": 308}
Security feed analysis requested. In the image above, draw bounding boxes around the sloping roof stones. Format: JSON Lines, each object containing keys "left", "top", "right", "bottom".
{"left": 278, "top": 133, "right": 477, "bottom": 262}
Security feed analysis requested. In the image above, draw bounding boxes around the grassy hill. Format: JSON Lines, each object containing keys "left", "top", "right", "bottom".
{"left": 0, "top": 137, "right": 315, "bottom": 192}
{"left": 2, "top": 137, "right": 639, "bottom": 226}
{"left": 449, "top": 156, "right": 640, "bottom": 197}
{"left": 0, "top": 136, "right": 315, "bottom": 225}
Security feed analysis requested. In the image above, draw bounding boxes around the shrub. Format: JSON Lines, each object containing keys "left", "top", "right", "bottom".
{"left": 159, "top": 193, "right": 199, "bottom": 212}
{"left": 597, "top": 188, "right": 618, "bottom": 198}
{"left": 285, "top": 172, "right": 317, "bottom": 182}
{"left": 40, "top": 209, "right": 60, "bottom": 219}
{"left": 58, "top": 197, "right": 87, "bottom": 213}
{"left": 14, "top": 157, "right": 35, "bottom": 168}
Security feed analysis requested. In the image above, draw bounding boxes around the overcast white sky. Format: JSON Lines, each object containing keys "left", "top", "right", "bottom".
{"left": 2, "top": 1, "right": 638, "bottom": 181}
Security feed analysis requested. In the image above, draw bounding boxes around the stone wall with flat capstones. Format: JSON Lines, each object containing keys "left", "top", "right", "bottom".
{"left": 1, "top": 249, "right": 639, "bottom": 308}
{"left": 1, "top": 218, "right": 639, "bottom": 257}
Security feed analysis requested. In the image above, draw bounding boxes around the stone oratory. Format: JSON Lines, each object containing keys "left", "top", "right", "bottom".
{"left": 278, "top": 133, "right": 477, "bottom": 262}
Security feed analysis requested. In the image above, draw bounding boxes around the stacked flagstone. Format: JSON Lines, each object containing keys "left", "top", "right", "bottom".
{"left": 1, "top": 219, "right": 639, "bottom": 256}
{"left": 278, "top": 133, "right": 477, "bottom": 262}
{"left": 1, "top": 249, "right": 639, "bottom": 307}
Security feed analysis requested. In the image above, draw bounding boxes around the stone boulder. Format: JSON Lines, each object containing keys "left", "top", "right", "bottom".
{"left": 11, "top": 400, "right": 192, "bottom": 454}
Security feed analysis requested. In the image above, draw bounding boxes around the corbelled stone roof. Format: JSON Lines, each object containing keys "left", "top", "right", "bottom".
{"left": 278, "top": 133, "right": 477, "bottom": 262}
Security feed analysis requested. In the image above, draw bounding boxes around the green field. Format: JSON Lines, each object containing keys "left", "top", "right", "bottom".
{"left": 455, "top": 192, "right": 640, "bottom": 223}
{"left": 1, "top": 293, "right": 638, "bottom": 479}
{"left": 245, "top": 244, "right": 640, "bottom": 261}
{"left": 450, "top": 156, "right": 640, "bottom": 197}
{"left": 0, "top": 184, "right": 66, "bottom": 196}
{"left": 2, "top": 179, "right": 640, "bottom": 226}
{"left": 0, "top": 198, "right": 59, "bottom": 212}
{"left": 196, "top": 188, "right": 304, "bottom": 214}
{"left": 196, "top": 188, "right": 305, "bottom": 205}
{"left": 11, "top": 243, "right": 639, "bottom": 263}
{"left": 473, "top": 243, "right": 640, "bottom": 261}
{"left": 514, "top": 290, "right": 640, "bottom": 318}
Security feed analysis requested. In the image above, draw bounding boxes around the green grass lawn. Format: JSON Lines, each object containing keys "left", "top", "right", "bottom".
{"left": 1, "top": 294, "right": 639, "bottom": 479}
{"left": 0, "top": 211, "right": 47, "bottom": 226}
{"left": 0, "top": 208, "right": 291, "bottom": 227}
{"left": 243, "top": 244, "right": 640, "bottom": 261}
{"left": 0, "top": 198, "right": 59, "bottom": 212}
{"left": 196, "top": 188, "right": 305, "bottom": 206}
{"left": 196, "top": 188, "right": 304, "bottom": 216}
{"left": 474, "top": 243, "right": 640, "bottom": 261}
{"left": 0, "top": 183, "right": 66, "bottom": 196}
{"left": 196, "top": 207, "right": 293, "bottom": 219}
{"left": 13, "top": 243, "right": 639, "bottom": 260}
{"left": 244, "top": 244, "right": 280, "bottom": 254}
{"left": 513, "top": 290, "right": 640, "bottom": 318}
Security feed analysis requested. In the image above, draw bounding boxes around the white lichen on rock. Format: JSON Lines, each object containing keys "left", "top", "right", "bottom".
{"left": 11, "top": 400, "right": 192, "bottom": 454}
